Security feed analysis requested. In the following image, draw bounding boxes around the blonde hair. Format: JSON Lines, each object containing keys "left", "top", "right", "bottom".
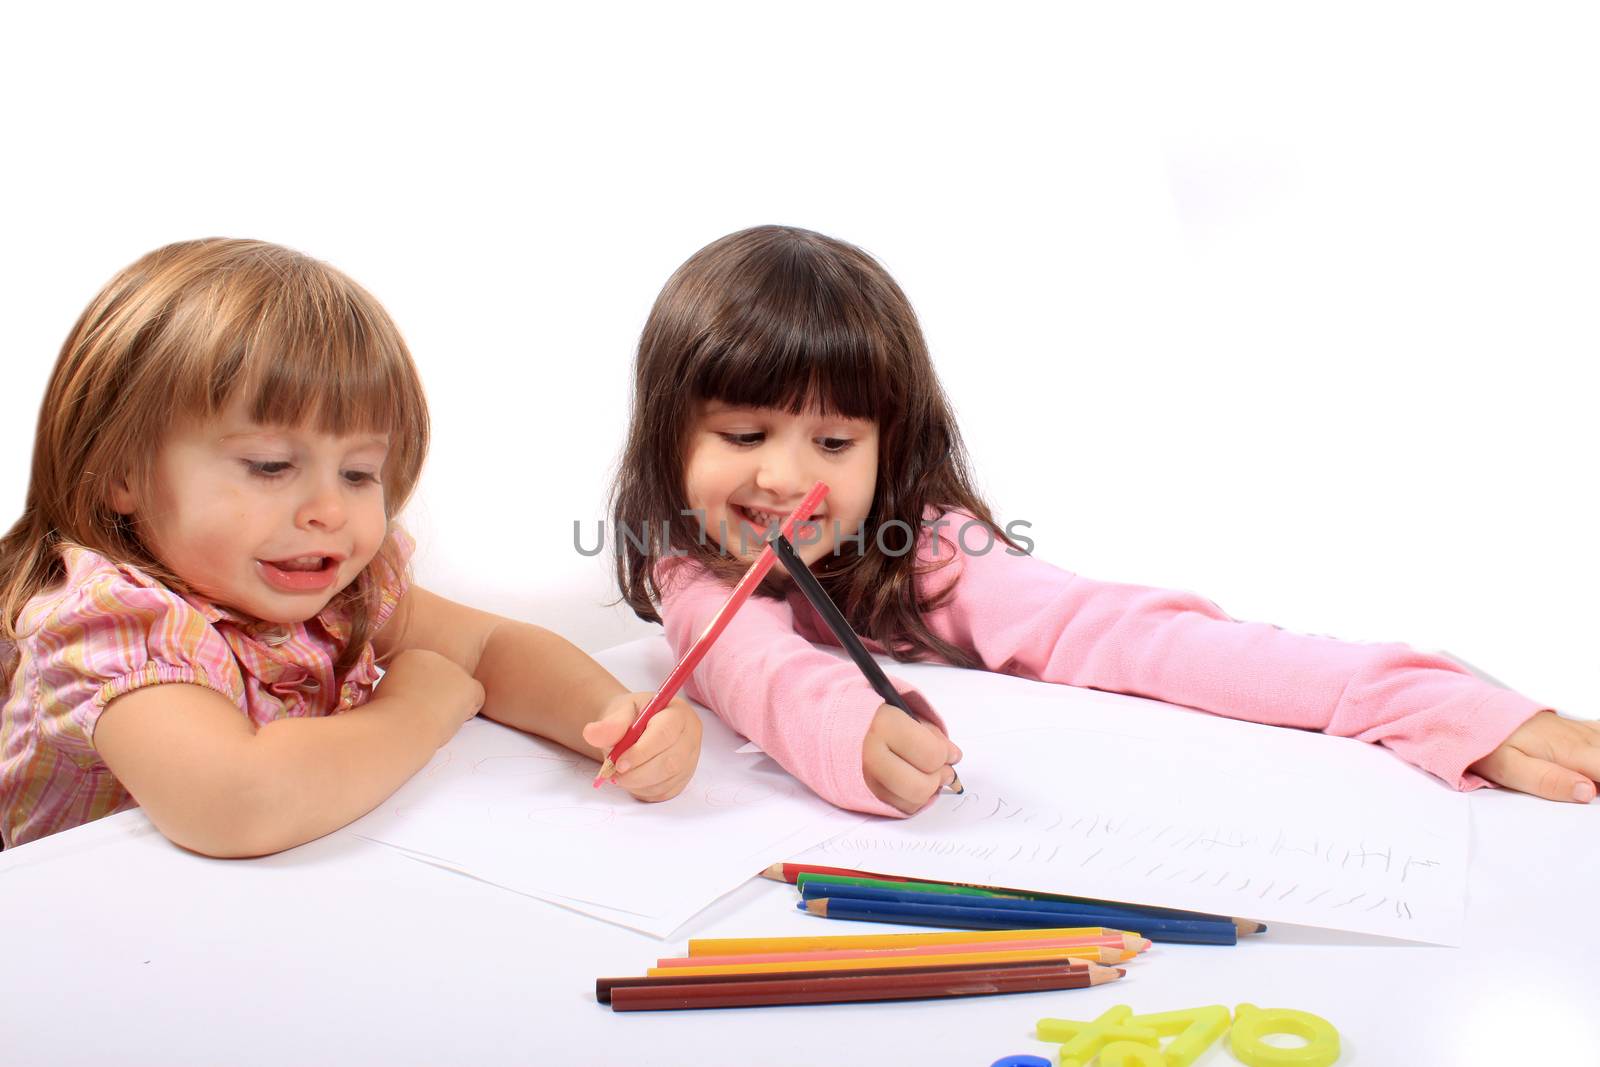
{"left": 0, "top": 238, "right": 429, "bottom": 671}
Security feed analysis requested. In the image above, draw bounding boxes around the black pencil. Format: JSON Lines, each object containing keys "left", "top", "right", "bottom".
{"left": 771, "top": 533, "right": 963, "bottom": 794}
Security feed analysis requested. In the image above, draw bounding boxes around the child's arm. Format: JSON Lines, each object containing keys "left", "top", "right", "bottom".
{"left": 373, "top": 587, "right": 701, "bottom": 802}
{"left": 1469, "top": 711, "right": 1600, "bottom": 803}
{"left": 658, "top": 563, "right": 957, "bottom": 817}
{"left": 94, "top": 648, "right": 482, "bottom": 857}
{"left": 922, "top": 524, "right": 1590, "bottom": 801}
{"left": 94, "top": 586, "right": 701, "bottom": 857}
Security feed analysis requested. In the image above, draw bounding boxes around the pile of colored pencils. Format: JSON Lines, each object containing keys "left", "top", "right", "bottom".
{"left": 767, "top": 863, "right": 1264, "bottom": 946}
{"left": 596, "top": 928, "right": 1134, "bottom": 1012}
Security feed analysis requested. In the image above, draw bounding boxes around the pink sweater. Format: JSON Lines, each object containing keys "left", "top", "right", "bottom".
{"left": 658, "top": 512, "right": 1543, "bottom": 817}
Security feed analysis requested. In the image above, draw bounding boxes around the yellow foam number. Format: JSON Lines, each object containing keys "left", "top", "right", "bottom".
{"left": 1229, "top": 1003, "right": 1341, "bottom": 1067}
{"left": 1036, "top": 1006, "right": 1158, "bottom": 1066}
{"left": 1128, "top": 1006, "right": 1232, "bottom": 1067}
{"left": 1100, "top": 1040, "right": 1167, "bottom": 1066}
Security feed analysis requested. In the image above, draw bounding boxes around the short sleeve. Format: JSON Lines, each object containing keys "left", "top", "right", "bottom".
{"left": 31, "top": 570, "right": 243, "bottom": 767}
{"left": 371, "top": 525, "right": 416, "bottom": 633}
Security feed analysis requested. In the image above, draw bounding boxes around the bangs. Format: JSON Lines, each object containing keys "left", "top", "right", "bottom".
{"left": 154, "top": 246, "right": 427, "bottom": 448}
{"left": 119, "top": 240, "right": 431, "bottom": 504}
{"left": 220, "top": 285, "right": 424, "bottom": 441}
{"left": 685, "top": 246, "right": 902, "bottom": 423}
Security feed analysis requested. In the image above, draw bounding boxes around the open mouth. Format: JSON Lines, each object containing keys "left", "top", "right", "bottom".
{"left": 731, "top": 503, "right": 825, "bottom": 545}
{"left": 258, "top": 555, "right": 341, "bottom": 592}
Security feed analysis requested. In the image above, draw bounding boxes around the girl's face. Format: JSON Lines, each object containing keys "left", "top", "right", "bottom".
{"left": 110, "top": 395, "right": 391, "bottom": 624}
{"left": 683, "top": 401, "right": 879, "bottom": 567}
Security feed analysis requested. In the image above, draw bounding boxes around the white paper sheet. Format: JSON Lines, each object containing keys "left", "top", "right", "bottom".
{"left": 347, "top": 644, "right": 864, "bottom": 936}
{"left": 788, "top": 660, "right": 1470, "bottom": 945}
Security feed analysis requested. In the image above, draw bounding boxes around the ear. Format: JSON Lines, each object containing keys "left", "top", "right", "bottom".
{"left": 108, "top": 474, "right": 138, "bottom": 515}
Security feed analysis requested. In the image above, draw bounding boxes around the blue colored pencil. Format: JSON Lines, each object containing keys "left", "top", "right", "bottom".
{"left": 799, "top": 882, "right": 1241, "bottom": 941}
{"left": 799, "top": 879, "right": 1232, "bottom": 927}
{"left": 794, "top": 873, "right": 1244, "bottom": 927}
{"left": 801, "top": 894, "right": 1238, "bottom": 945}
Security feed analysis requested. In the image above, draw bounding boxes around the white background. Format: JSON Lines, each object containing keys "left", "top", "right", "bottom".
{"left": 2, "top": 2, "right": 1594, "bottom": 713}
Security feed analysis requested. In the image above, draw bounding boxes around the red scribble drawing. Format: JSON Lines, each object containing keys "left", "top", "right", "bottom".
{"left": 704, "top": 782, "right": 790, "bottom": 807}
{"left": 523, "top": 806, "right": 616, "bottom": 828}
{"left": 422, "top": 750, "right": 454, "bottom": 779}
{"left": 472, "top": 754, "right": 579, "bottom": 778}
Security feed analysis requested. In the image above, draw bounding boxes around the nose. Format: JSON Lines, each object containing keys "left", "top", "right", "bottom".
{"left": 295, "top": 471, "right": 348, "bottom": 532}
{"left": 753, "top": 440, "right": 809, "bottom": 501}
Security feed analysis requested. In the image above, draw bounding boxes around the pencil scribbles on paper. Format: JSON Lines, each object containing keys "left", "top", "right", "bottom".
{"left": 393, "top": 722, "right": 801, "bottom": 826}
{"left": 472, "top": 754, "right": 579, "bottom": 778}
{"left": 705, "top": 782, "right": 794, "bottom": 807}
{"left": 521, "top": 806, "right": 615, "bottom": 828}
{"left": 810, "top": 790, "right": 1446, "bottom": 923}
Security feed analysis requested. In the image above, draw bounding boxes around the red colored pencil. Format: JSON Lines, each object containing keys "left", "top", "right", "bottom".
{"left": 595, "top": 481, "right": 831, "bottom": 785}
{"left": 764, "top": 862, "right": 906, "bottom": 885}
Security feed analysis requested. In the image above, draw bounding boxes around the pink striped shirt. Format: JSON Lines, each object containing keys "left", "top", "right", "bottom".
{"left": 0, "top": 533, "right": 411, "bottom": 847}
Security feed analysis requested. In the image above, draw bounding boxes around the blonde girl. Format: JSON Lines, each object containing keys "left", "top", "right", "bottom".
{"left": 1, "top": 239, "right": 700, "bottom": 853}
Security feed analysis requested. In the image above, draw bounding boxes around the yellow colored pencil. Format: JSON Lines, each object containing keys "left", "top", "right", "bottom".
{"left": 650, "top": 945, "right": 1132, "bottom": 977}
{"left": 657, "top": 934, "right": 1147, "bottom": 969}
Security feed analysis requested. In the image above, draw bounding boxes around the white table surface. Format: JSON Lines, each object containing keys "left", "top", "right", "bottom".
{"left": 3, "top": 636, "right": 1593, "bottom": 1066}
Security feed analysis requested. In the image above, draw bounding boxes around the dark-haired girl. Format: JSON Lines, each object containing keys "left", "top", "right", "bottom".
{"left": 613, "top": 225, "right": 1594, "bottom": 817}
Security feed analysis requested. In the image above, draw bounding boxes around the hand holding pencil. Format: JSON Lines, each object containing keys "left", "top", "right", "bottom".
{"left": 861, "top": 704, "right": 964, "bottom": 815}
{"left": 593, "top": 482, "right": 833, "bottom": 787}
{"left": 767, "top": 533, "right": 963, "bottom": 811}
{"left": 582, "top": 690, "right": 702, "bottom": 801}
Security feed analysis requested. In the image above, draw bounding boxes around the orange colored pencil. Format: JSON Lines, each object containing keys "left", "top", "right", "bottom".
{"left": 648, "top": 944, "right": 1131, "bottom": 977}
{"left": 688, "top": 926, "right": 1130, "bottom": 956}
{"left": 656, "top": 934, "right": 1146, "bottom": 968}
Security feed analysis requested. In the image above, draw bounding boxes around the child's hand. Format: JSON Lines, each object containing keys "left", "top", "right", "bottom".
{"left": 1469, "top": 710, "right": 1600, "bottom": 803}
{"left": 380, "top": 648, "right": 485, "bottom": 742}
{"left": 582, "top": 692, "right": 703, "bottom": 802}
{"left": 863, "top": 704, "right": 963, "bottom": 815}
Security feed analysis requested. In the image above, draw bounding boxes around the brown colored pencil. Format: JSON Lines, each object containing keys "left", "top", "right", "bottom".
{"left": 596, "top": 958, "right": 1090, "bottom": 1003}
{"left": 608, "top": 961, "right": 1123, "bottom": 1011}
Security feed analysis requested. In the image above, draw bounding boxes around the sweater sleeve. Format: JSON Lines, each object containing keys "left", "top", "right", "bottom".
{"left": 657, "top": 562, "right": 941, "bottom": 817}
{"left": 922, "top": 530, "right": 1543, "bottom": 790}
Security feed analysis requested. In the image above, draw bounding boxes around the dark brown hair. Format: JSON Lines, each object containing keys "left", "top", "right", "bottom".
{"left": 0, "top": 238, "right": 429, "bottom": 673}
{"left": 612, "top": 225, "right": 1012, "bottom": 667}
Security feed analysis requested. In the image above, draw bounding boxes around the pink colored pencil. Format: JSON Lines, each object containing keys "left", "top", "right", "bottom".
{"left": 653, "top": 934, "right": 1148, "bottom": 969}
{"left": 594, "top": 481, "right": 831, "bottom": 785}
